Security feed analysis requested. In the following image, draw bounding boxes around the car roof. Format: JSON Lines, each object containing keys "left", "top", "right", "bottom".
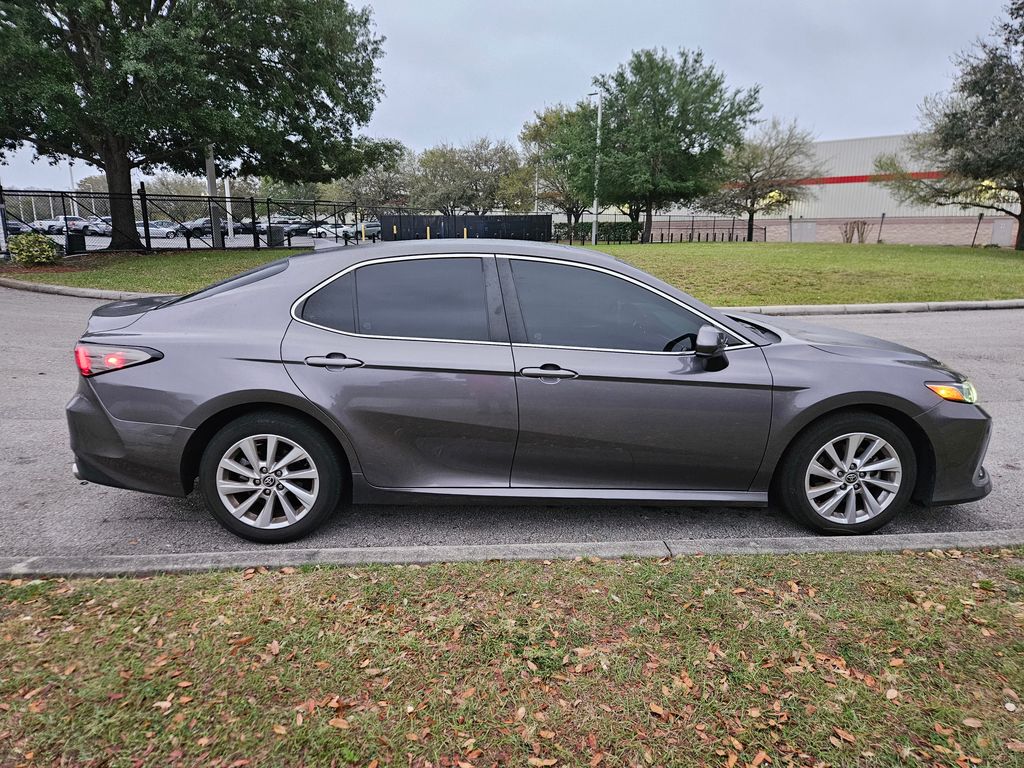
{"left": 298, "top": 238, "right": 620, "bottom": 269}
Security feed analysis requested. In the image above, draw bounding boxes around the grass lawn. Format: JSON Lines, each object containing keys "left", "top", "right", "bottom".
{"left": 595, "top": 242, "right": 1024, "bottom": 306}
{"left": 2, "top": 242, "right": 1024, "bottom": 305}
{"left": 2, "top": 550, "right": 1023, "bottom": 766}
{"left": 0, "top": 248, "right": 303, "bottom": 295}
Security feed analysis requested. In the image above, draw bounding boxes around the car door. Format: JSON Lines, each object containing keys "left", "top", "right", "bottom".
{"left": 501, "top": 256, "right": 773, "bottom": 491}
{"left": 282, "top": 254, "right": 519, "bottom": 489}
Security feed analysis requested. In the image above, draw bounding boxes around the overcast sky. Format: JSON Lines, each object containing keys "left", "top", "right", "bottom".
{"left": 0, "top": 0, "right": 1007, "bottom": 188}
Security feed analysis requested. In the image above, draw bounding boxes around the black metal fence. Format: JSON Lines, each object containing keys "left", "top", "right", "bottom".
{"left": 0, "top": 185, "right": 766, "bottom": 257}
{"left": 0, "top": 186, "right": 361, "bottom": 254}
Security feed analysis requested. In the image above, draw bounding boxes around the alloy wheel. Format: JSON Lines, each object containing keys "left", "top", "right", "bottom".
{"left": 803, "top": 431, "right": 902, "bottom": 525}
{"left": 215, "top": 433, "right": 320, "bottom": 529}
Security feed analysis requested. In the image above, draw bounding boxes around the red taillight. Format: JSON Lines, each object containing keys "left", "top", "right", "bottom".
{"left": 74, "top": 343, "right": 162, "bottom": 377}
{"left": 74, "top": 345, "right": 92, "bottom": 376}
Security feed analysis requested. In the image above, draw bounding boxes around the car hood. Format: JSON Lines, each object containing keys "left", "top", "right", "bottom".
{"left": 729, "top": 311, "right": 960, "bottom": 373}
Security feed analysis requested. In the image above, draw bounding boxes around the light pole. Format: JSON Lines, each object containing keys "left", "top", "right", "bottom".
{"left": 588, "top": 91, "right": 603, "bottom": 246}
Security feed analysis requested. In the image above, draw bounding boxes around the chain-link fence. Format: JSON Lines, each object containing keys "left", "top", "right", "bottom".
{"left": 0, "top": 186, "right": 769, "bottom": 258}
{"left": 0, "top": 186, "right": 360, "bottom": 254}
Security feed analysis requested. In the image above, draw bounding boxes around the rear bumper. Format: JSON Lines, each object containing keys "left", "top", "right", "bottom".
{"left": 66, "top": 378, "right": 193, "bottom": 497}
{"left": 914, "top": 401, "right": 992, "bottom": 506}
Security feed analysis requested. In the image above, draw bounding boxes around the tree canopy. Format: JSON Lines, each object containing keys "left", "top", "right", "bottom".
{"left": 0, "top": 0, "right": 394, "bottom": 247}
{"left": 406, "top": 139, "right": 526, "bottom": 216}
{"left": 697, "top": 117, "right": 824, "bottom": 241}
{"left": 520, "top": 104, "right": 597, "bottom": 226}
{"left": 594, "top": 48, "right": 760, "bottom": 241}
{"left": 874, "top": 1, "right": 1024, "bottom": 249}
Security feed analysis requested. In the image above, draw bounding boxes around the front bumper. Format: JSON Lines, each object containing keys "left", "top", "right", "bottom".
{"left": 914, "top": 401, "right": 992, "bottom": 506}
{"left": 66, "top": 377, "right": 194, "bottom": 497}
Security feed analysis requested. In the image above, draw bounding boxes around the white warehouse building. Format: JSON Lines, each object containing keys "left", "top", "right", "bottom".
{"left": 757, "top": 134, "right": 1017, "bottom": 246}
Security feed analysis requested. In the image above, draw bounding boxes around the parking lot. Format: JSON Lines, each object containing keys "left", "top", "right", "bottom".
{"left": 1, "top": 284, "right": 1020, "bottom": 561}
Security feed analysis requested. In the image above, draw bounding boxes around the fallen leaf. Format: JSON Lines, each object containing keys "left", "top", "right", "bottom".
{"left": 328, "top": 717, "right": 350, "bottom": 729}
{"left": 962, "top": 717, "right": 983, "bottom": 729}
{"left": 889, "top": 658, "right": 905, "bottom": 667}
{"left": 272, "top": 724, "right": 287, "bottom": 736}
{"left": 527, "top": 759, "right": 557, "bottom": 766}
{"left": 649, "top": 702, "right": 666, "bottom": 717}
{"left": 751, "top": 751, "right": 769, "bottom": 766}
{"left": 1006, "top": 740, "right": 1024, "bottom": 752}
{"left": 885, "top": 688, "right": 899, "bottom": 700}
{"left": 589, "top": 753, "right": 604, "bottom": 767}
{"left": 833, "top": 726, "right": 856, "bottom": 743}
{"left": 280, "top": 567, "right": 297, "bottom": 574}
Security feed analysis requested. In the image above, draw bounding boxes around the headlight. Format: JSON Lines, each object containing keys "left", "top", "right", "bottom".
{"left": 926, "top": 381, "right": 978, "bottom": 404}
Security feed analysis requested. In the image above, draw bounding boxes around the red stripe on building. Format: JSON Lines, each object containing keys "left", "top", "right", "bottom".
{"left": 795, "top": 171, "right": 944, "bottom": 186}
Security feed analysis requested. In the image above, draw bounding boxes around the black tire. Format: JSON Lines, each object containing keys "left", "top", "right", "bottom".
{"left": 165, "top": 231, "right": 176, "bottom": 239}
{"left": 198, "top": 412, "right": 344, "bottom": 543}
{"left": 775, "top": 411, "right": 916, "bottom": 535}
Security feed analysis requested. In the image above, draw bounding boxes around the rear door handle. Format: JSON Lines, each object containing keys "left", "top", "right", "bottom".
{"left": 305, "top": 353, "right": 363, "bottom": 369}
{"left": 520, "top": 365, "right": 577, "bottom": 379}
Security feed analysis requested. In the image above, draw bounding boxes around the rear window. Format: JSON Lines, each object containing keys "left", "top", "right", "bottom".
{"left": 170, "top": 257, "right": 290, "bottom": 305}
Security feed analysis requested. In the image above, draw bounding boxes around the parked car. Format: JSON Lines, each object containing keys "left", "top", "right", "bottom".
{"left": 29, "top": 215, "right": 89, "bottom": 234}
{"left": 2, "top": 218, "right": 33, "bottom": 235}
{"left": 308, "top": 224, "right": 347, "bottom": 239}
{"left": 84, "top": 217, "right": 113, "bottom": 236}
{"left": 340, "top": 220, "right": 381, "bottom": 240}
{"left": 67, "top": 240, "right": 992, "bottom": 544}
{"left": 137, "top": 220, "right": 180, "bottom": 239}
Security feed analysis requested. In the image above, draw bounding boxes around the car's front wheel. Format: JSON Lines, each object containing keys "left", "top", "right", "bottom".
{"left": 776, "top": 412, "right": 916, "bottom": 535}
{"left": 198, "top": 412, "right": 343, "bottom": 543}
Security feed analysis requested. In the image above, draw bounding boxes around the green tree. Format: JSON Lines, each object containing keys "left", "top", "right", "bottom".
{"left": 594, "top": 48, "right": 760, "bottom": 242}
{"left": 407, "top": 139, "right": 525, "bottom": 215}
{"left": 875, "top": 2, "right": 1024, "bottom": 250}
{"left": 520, "top": 104, "right": 596, "bottom": 226}
{"left": 0, "top": 0, "right": 392, "bottom": 248}
{"left": 697, "top": 117, "right": 824, "bottom": 242}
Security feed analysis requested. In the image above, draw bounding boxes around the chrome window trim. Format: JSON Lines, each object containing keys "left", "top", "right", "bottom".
{"left": 290, "top": 253, "right": 507, "bottom": 347}
{"left": 290, "top": 251, "right": 755, "bottom": 352}
{"left": 501, "top": 255, "right": 755, "bottom": 354}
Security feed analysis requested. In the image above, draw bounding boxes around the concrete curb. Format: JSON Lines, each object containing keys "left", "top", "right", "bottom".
{"left": 3, "top": 275, "right": 1024, "bottom": 315}
{"left": 724, "top": 298, "right": 1024, "bottom": 316}
{"left": 0, "top": 277, "right": 152, "bottom": 300}
{"left": 2, "top": 529, "right": 1022, "bottom": 577}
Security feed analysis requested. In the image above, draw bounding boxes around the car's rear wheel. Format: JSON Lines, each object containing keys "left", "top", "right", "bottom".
{"left": 777, "top": 412, "right": 916, "bottom": 534}
{"left": 165, "top": 230, "right": 176, "bottom": 238}
{"left": 198, "top": 413, "right": 343, "bottom": 543}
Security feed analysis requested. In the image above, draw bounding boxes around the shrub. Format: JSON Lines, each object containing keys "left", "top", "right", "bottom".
{"left": 8, "top": 232, "right": 61, "bottom": 264}
{"left": 552, "top": 220, "right": 643, "bottom": 242}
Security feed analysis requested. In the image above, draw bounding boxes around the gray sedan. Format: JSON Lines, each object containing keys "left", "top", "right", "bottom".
{"left": 67, "top": 241, "right": 991, "bottom": 543}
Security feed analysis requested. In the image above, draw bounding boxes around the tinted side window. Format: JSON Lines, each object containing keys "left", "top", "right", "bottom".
{"left": 355, "top": 258, "right": 489, "bottom": 341}
{"left": 304, "top": 257, "right": 492, "bottom": 341}
{"left": 511, "top": 260, "right": 704, "bottom": 352}
{"left": 302, "top": 272, "right": 355, "bottom": 332}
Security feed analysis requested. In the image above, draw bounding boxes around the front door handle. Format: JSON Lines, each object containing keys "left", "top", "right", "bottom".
{"left": 305, "top": 353, "right": 363, "bottom": 370}
{"left": 520, "top": 365, "right": 577, "bottom": 379}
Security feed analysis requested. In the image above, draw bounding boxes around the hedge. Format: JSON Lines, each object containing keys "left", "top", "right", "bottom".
{"left": 8, "top": 232, "right": 62, "bottom": 264}
{"left": 552, "top": 221, "right": 644, "bottom": 242}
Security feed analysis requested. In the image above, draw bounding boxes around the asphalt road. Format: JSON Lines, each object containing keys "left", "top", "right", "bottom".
{"left": 1, "top": 285, "right": 1021, "bottom": 559}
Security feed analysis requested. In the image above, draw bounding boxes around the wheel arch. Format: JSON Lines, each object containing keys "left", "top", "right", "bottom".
{"left": 767, "top": 403, "right": 936, "bottom": 504}
{"left": 178, "top": 393, "right": 359, "bottom": 495}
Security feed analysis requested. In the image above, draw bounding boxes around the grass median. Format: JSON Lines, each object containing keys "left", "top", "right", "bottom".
{"left": 2, "top": 549, "right": 1023, "bottom": 766}
{"left": 2, "top": 242, "right": 1024, "bottom": 305}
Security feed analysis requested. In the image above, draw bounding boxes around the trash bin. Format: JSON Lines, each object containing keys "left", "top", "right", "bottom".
{"left": 267, "top": 225, "right": 286, "bottom": 247}
{"left": 66, "top": 232, "right": 87, "bottom": 254}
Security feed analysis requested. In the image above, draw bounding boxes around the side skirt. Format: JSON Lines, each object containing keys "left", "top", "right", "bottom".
{"left": 350, "top": 473, "right": 768, "bottom": 507}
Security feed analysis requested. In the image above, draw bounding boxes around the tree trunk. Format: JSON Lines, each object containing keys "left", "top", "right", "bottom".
{"left": 1015, "top": 214, "right": 1024, "bottom": 250}
{"left": 747, "top": 210, "right": 755, "bottom": 242}
{"left": 102, "top": 152, "right": 143, "bottom": 250}
{"left": 643, "top": 197, "right": 653, "bottom": 244}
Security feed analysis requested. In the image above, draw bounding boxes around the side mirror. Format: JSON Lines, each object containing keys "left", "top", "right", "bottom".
{"left": 695, "top": 324, "right": 728, "bottom": 368}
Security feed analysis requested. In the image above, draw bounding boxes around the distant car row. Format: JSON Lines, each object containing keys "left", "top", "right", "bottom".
{"left": 5, "top": 214, "right": 382, "bottom": 240}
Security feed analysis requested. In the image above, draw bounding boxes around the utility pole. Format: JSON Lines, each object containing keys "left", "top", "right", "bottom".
{"left": 224, "top": 176, "right": 235, "bottom": 239}
{"left": 589, "top": 91, "right": 603, "bottom": 246}
{"left": 205, "top": 145, "right": 224, "bottom": 248}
